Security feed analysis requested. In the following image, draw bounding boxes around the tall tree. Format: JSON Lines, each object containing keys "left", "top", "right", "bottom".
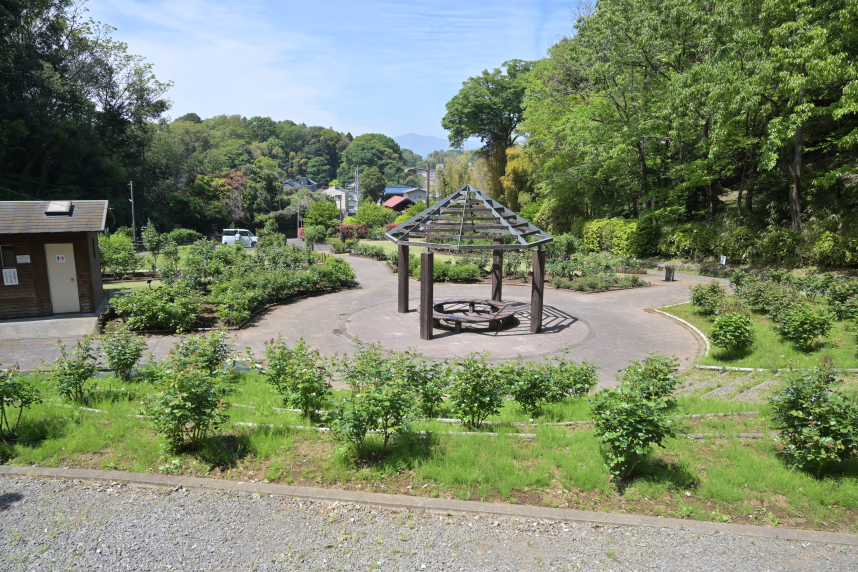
{"left": 442, "top": 59, "right": 533, "bottom": 199}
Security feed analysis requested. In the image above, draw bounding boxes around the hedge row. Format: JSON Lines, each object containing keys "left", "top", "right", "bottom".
{"left": 570, "top": 218, "right": 858, "bottom": 267}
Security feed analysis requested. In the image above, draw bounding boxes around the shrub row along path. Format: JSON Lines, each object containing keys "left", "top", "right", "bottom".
{"left": 0, "top": 255, "right": 715, "bottom": 386}
{"left": 2, "top": 476, "right": 855, "bottom": 571}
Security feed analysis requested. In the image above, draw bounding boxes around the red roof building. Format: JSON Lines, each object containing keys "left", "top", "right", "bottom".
{"left": 382, "top": 196, "right": 415, "bottom": 212}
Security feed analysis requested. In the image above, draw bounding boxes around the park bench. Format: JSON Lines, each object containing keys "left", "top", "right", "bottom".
{"left": 418, "top": 298, "right": 516, "bottom": 333}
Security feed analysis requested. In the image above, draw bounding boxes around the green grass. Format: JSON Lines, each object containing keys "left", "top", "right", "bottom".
{"left": 3, "top": 370, "right": 856, "bottom": 532}
{"left": 663, "top": 302, "right": 858, "bottom": 369}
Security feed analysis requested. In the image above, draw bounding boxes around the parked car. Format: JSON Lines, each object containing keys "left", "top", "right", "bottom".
{"left": 222, "top": 228, "right": 257, "bottom": 248}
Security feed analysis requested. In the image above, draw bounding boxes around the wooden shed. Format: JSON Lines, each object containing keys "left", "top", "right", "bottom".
{"left": 0, "top": 200, "right": 108, "bottom": 319}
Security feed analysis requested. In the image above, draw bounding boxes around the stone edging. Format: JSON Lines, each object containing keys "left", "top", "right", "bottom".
{"left": 1, "top": 466, "right": 855, "bottom": 547}
{"left": 652, "top": 303, "right": 710, "bottom": 357}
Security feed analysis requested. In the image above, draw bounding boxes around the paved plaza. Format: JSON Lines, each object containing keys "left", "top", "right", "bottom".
{"left": 0, "top": 256, "right": 713, "bottom": 385}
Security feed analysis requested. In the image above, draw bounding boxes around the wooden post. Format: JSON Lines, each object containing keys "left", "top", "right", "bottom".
{"left": 530, "top": 247, "right": 545, "bottom": 333}
{"left": 491, "top": 238, "right": 503, "bottom": 302}
{"left": 420, "top": 251, "right": 434, "bottom": 340}
{"left": 397, "top": 244, "right": 409, "bottom": 313}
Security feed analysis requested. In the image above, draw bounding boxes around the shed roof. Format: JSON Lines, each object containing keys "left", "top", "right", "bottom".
{"left": 385, "top": 185, "right": 552, "bottom": 251}
{"left": 0, "top": 200, "right": 108, "bottom": 234}
{"left": 383, "top": 196, "right": 413, "bottom": 209}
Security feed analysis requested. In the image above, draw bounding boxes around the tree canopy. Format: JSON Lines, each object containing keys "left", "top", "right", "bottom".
{"left": 442, "top": 59, "right": 534, "bottom": 199}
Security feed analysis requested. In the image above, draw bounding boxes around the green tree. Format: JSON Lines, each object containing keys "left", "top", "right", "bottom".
{"left": 358, "top": 166, "right": 387, "bottom": 202}
{"left": 307, "top": 156, "right": 330, "bottom": 184}
{"left": 442, "top": 59, "right": 533, "bottom": 199}
{"left": 355, "top": 202, "right": 397, "bottom": 229}
{"left": 303, "top": 199, "right": 340, "bottom": 229}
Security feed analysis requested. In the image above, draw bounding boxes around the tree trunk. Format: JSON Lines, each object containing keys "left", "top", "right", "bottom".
{"left": 784, "top": 87, "right": 805, "bottom": 234}
{"left": 705, "top": 183, "right": 714, "bottom": 225}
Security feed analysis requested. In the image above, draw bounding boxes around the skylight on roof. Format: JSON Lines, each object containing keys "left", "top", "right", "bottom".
{"left": 45, "top": 200, "right": 72, "bottom": 214}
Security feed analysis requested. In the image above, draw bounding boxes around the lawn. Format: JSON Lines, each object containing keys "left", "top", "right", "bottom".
{"left": 3, "top": 370, "right": 857, "bottom": 534}
{"left": 662, "top": 302, "right": 858, "bottom": 370}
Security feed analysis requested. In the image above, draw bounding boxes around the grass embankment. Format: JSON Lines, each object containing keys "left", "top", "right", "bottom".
{"left": 3, "top": 373, "right": 857, "bottom": 533}
{"left": 663, "top": 302, "right": 858, "bottom": 370}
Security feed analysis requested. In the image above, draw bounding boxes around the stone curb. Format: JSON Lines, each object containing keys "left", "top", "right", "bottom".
{"left": 2, "top": 465, "right": 855, "bottom": 547}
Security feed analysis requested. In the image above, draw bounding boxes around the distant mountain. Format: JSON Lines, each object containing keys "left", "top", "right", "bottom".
{"left": 394, "top": 133, "right": 479, "bottom": 158}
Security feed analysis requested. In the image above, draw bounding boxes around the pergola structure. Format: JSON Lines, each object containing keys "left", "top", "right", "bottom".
{"left": 384, "top": 185, "right": 553, "bottom": 340}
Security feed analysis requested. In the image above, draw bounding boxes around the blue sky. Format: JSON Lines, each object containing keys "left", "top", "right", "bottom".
{"left": 86, "top": 0, "right": 577, "bottom": 140}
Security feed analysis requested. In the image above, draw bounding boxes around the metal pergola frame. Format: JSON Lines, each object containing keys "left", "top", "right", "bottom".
{"left": 384, "top": 185, "right": 553, "bottom": 251}
{"left": 384, "top": 185, "right": 553, "bottom": 340}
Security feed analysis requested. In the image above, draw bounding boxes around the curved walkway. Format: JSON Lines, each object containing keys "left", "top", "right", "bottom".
{"left": 0, "top": 256, "right": 714, "bottom": 385}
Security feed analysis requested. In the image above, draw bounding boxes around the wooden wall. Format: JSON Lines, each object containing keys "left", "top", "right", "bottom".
{"left": 0, "top": 232, "right": 100, "bottom": 319}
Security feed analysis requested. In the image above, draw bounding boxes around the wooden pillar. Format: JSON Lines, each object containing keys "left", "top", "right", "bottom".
{"left": 397, "top": 244, "right": 409, "bottom": 313}
{"left": 491, "top": 239, "right": 503, "bottom": 302}
{"left": 420, "top": 251, "right": 434, "bottom": 340}
{"left": 530, "top": 247, "right": 545, "bottom": 333}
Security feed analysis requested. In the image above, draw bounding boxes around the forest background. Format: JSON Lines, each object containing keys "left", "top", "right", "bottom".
{"left": 2, "top": 0, "right": 858, "bottom": 267}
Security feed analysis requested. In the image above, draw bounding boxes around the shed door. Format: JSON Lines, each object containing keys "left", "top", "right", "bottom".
{"left": 45, "top": 243, "right": 80, "bottom": 313}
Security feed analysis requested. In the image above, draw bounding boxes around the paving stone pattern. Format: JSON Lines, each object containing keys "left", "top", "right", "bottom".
{"left": 1, "top": 477, "right": 855, "bottom": 571}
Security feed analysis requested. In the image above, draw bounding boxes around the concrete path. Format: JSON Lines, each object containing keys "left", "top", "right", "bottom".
{"left": 0, "top": 256, "right": 711, "bottom": 384}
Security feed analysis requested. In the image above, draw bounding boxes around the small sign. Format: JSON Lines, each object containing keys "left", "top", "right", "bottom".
{"left": 2, "top": 268, "right": 18, "bottom": 286}
{"left": 56, "top": 255, "right": 66, "bottom": 263}
{"left": 16, "top": 255, "right": 30, "bottom": 264}
{"left": 720, "top": 255, "right": 727, "bottom": 265}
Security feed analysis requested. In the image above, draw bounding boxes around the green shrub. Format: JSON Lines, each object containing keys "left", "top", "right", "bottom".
{"left": 590, "top": 355, "right": 681, "bottom": 479}
{"left": 315, "top": 256, "right": 356, "bottom": 288}
{"left": 499, "top": 356, "right": 597, "bottom": 418}
{"left": 582, "top": 219, "right": 609, "bottom": 252}
{"left": 327, "top": 238, "right": 348, "bottom": 253}
{"left": 262, "top": 337, "right": 331, "bottom": 419}
{"left": 210, "top": 283, "right": 258, "bottom": 325}
{"left": 811, "top": 232, "right": 851, "bottom": 268}
{"left": 386, "top": 350, "right": 448, "bottom": 418}
{"left": 626, "top": 220, "right": 658, "bottom": 257}
{"left": 183, "top": 239, "right": 222, "bottom": 289}
{"left": 169, "top": 330, "right": 235, "bottom": 374}
{"left": 753, "top": 227, "right": 800, "bottom": 265}
{"left": 709, "top": 312, "right": 755, "bottom": 354}
{"left": 302, "top": 225, "right": 327, "bottom": 247}
{"left": 448, "top": 353, "right": 505, "bottom": 428}
{"left": 664, "top": 223, "right": 717, "bottom": 259}
{"left": 545, "top": 234, "right": 581, "bottom": 260}
{"left": 100, "top": 324, "right": 147, "bottom": 382}
{"left": 775, "top": 303, "right": 834, "bottom": 349}
{"left": 718, "top": 226, "right": 755, "bottom": 263}
{"left": 770, "top": 363, "right": 858, "bottom": 476}
{"left": 0, "top": 364, "right": 42, "bottom": 441}
{"left": 826, "top": 277, "right": 858, "bottom": 321}
{"left": 142, "top": 362, "right": 237, "bottom": 451}
{"left": 141, "top": 220, "right": 166, "bottom": 275}
{"left": 49, "top": 337, "right": 97, "bottom": 403}
{"left": 332, "top": 342, "right": 415, "bottom": 455}
{"left": 350, "top": 242, "right": 387, "bottom": 260}
{"left": 110, "top": 286, "right": 202, "bottom": 332}
{"left": 167, "top": 228, "right": 202, "bottom": 244}
{"left": 689, "top": 281, "right": 727, "bottom": 315}
{"left": 98, "top": 232, "right": 138, "bottom": 277}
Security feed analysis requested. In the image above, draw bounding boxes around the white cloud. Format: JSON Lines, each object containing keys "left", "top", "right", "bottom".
{"left": 85, "top": 0, "right": 575, "bottom": 137}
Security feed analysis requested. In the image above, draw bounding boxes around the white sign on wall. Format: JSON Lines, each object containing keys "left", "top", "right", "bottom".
{"left": 16, "top": 255, "right": 30, "bottom": 264}
{"left": 2, "top": 268, "right": 18, "bottom": 286}
{"left": 56, "top": 255, "right": 66, "bottom": 263}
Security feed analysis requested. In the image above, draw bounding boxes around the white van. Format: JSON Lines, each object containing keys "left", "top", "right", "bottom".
{"left": 222, "top": 229, "right": 257, "bottom": 248}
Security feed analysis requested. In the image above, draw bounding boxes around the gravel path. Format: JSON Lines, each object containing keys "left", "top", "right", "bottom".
{"left": 1, "top": 477, "right": 855, "bottom": 571}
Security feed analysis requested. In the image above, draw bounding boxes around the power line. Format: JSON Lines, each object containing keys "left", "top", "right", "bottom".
{"left": 0, "top": 185, "right": 40, "bottom": 201}
{"left": 0, "top": 172, "right": 128, "bottom": 191}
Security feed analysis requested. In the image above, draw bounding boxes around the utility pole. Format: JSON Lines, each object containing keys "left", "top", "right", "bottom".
{"left": 129, "top": 181, "right": 137, "bottom": 247}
